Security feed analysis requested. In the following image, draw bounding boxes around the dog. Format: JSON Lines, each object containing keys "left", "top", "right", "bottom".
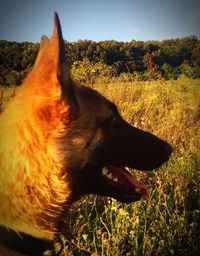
{"left": 0, "top": 13, "right": 172, "bottom": 256}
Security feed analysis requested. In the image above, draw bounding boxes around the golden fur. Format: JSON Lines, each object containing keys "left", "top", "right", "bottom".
{"left": 0, "top": 14, "right": 72, "bottom": 243}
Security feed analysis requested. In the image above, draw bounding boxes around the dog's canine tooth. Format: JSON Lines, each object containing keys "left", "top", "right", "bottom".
{"left": 102, "top": 167, "right": 108, "bottom": 176}
{"left": 113, "top": 178, "right": 118, "bottom": 183}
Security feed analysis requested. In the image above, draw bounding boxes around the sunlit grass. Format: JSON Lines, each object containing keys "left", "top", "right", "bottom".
{"left": 1, "top": 79, "right": 200, "bottom": 255}
{"left": 62, "top": 79, "right": 200, "bottom": 256}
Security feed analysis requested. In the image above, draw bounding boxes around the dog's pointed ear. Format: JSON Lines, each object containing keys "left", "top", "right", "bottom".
{"left": 25, "top": 13, "right": 78, "bottom": 119}
{"left": 40, "top": 35, "right": 50, "bottom": 48}
{"left": 30, "top": 12, "right": 70, "bottom": 93}
{"left": 34, "top": 35, "right": 49, "bottom": 64}
{"left": 52, "top": 12, "right": 65, "bottom": 66}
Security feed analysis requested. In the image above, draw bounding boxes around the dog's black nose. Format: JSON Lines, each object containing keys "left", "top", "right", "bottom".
{"left": 159, "top": 142, "right": 173, "bottom": 161}
{"left": 162, "top": 143, "right": 173, "bottom": 158}
{"left": 166, "top": 143, "right": 173, "bottom": 155}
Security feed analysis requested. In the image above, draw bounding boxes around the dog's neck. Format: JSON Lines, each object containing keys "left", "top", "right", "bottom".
{"left": 0, "top": 227, "right": 51, "bottom": 256}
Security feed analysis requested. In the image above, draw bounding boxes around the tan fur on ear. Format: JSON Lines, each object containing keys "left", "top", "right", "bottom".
{"left": 33, "top": 35, "right": 49, "bottom": 66}
{"left": 40, "top": 35, "right": 49, "bottom": 49}
{"left": 27, "top": 12, "right": 66, "bottom": 89}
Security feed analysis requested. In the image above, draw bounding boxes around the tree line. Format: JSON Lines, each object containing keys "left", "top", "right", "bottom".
{"left": 0, "top": 36, "right": 199, "bottom": 85}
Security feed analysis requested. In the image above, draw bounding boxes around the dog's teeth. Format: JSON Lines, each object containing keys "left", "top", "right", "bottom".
{"left": 135, "top": 188, "right": 141, "bottom": 193}
{"left": 102, "top": 168, "right": 118, "bottom": 183}
{"left": 102, "top": 168, "right": 108, "bottom": 176}
{"left": 107, "top": 173, "right": 112, "bottom": 179}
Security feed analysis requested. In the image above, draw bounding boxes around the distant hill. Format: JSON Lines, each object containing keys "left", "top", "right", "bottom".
{"left": 0, "top": 36, "right": 200, "bottom": 85}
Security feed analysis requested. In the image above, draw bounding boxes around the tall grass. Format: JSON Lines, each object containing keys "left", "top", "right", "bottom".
{"left": 1, "top": 79, "right": 200, "bottom": 255}
{"left": 61, "top": 79, "right": 200, "bottom": 256}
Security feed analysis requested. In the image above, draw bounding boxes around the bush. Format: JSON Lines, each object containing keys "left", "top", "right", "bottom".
{"left": 5, "top": 70, "right": 21, "bottom": 85}
{"left": 71, "top": 58, "right": 117, "bottom": 86}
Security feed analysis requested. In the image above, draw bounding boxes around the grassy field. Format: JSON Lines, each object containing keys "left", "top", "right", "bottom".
{"left": 1, "top": 79, "right": 200, "bottom": 255}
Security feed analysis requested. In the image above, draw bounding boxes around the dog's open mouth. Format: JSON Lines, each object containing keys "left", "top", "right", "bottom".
{"left": 98, "top": 166, "right": 148, "bottom": 203}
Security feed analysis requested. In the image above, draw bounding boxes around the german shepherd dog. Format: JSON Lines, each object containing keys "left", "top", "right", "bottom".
{"left": 0, "top": 13, "right": 172, "bottom": 255}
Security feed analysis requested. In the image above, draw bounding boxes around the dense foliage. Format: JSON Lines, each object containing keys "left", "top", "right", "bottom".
{"left": 0, "top": 36, "right": 200, "bottom": 85}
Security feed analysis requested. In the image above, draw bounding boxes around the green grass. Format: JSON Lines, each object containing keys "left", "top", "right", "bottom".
{"left": 1, "top": 79, "right": 200, "bottom": 256}
{"left": 0, "top": 85, "right": 17, "bottom": 111}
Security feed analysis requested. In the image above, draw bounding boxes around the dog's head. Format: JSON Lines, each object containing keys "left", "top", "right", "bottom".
{"left": 21, "top": 13, "right": 172, "bottom": 204}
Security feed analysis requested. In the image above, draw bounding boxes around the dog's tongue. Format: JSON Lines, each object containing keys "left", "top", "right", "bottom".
{"left": 106, "top": 166, "right": 148, "bottom": 197}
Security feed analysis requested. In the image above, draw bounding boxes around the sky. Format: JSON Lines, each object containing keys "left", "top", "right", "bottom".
{"left": 0, "top": 0, "right": 199, "bottom": 43}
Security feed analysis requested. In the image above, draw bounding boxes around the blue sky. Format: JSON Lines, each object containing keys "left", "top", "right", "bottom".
{"left": 0, "top": 0, "right": 199, "bottom": 42}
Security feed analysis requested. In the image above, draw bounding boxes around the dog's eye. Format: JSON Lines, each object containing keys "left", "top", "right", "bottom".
{"left": 111, "top": 115, "right": 123, "bottom": 127}
{"left": 111, "top": 116, "right": 118, "bottom": 123}
{"left": 102, "top": 114, "right": 122, "bottom": 128}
